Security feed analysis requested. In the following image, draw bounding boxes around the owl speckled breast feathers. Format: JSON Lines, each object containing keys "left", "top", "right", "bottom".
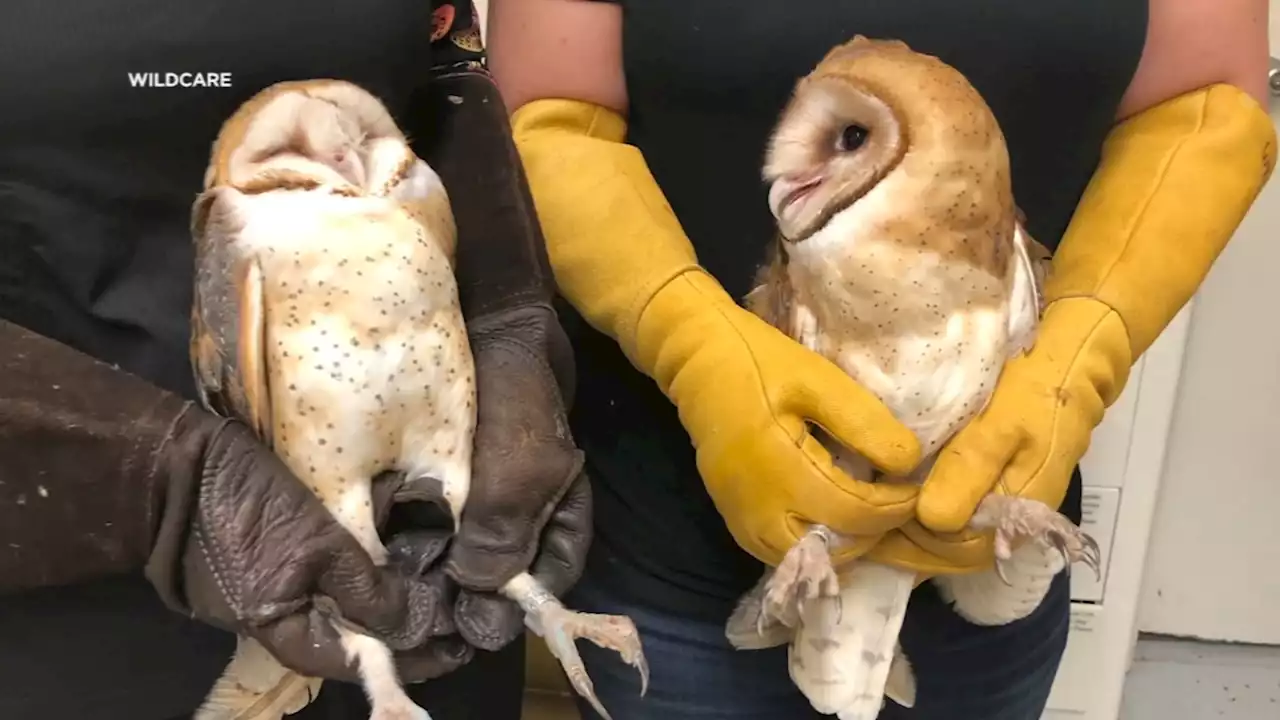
{"left": 726, "top": 36, "right": 1100, "bottom": 719}
{"left": 188, "top": 79, "right": 646, "bottom": 720}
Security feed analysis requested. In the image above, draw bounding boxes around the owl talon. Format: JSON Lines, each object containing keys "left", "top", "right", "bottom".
{"left": 994, "top": 559, "right": 1012, "bottom": 586}
{"left": 973, "top": 495, "right": 1102, "bottom": 581}
{"left": 977, "top": 491, "right": 1100, "bottom": 576}
{"left": 535, "top": 603, "right": 648, "bottom": 720}
{"left": 1078, "top": 533, "right": 1103, "bottom": 581}
{"left": 759, "top": 529, "right": 839, "bottom": 631}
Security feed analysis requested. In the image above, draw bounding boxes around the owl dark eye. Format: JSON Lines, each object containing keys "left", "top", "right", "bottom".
{"left": 838, "top": 124, "right": 870, "bottom": 152}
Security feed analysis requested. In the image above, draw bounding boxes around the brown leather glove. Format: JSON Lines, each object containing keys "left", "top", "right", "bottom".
{"left": 407, "top": 44, "right": 592, "bottom": 651}
{"left": 0, "top": 319, "right": 471, "bottom": 683}
{"left": 448, "top": 308, "right": 591, "bottom": 651}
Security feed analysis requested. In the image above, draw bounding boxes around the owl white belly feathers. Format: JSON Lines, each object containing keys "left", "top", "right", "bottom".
{"left": 233, "top": 187, "right": 474, "bottom": 553}
{"left": 782, "top": 169, "right": 1032, "bottom": 463}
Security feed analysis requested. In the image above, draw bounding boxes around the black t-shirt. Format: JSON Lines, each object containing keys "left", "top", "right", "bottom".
{"left": 0, "top": 1, "right": 477, "bottom": 717}
{"left": 568, "top": 0, "right": 1148, "bottom": 620}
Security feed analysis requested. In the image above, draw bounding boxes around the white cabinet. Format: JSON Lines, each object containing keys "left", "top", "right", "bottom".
{"left": 1135, "top": 53, "right": 1280, "bottom": 645}
{"left": 1043, "top": 306, "right": 1194, "bottom": 720}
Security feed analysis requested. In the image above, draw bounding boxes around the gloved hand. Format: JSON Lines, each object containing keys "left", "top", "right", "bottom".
{"left": 0, "top": 319, "right": 471, "bottom": 683}
{"left": 917, "top": 84, "right": 1277, "bottom": 540}
{"left": 447, "top": 308, "right": 592, "bottom": 651}
{"left": 405, "top": 61, "right": 592, "bottom": 650}
{"left": 510, "top": 98, "right": 922, "bottom": 566}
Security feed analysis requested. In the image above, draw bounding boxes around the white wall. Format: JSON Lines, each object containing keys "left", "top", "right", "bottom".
{"left": 1136, "top": 68, "right": 1280, "bottom": 643}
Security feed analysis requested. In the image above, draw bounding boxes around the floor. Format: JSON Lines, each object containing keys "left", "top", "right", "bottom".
{"left": 1118, "top": 636, "right": 1280, "bottom": 719}
{"left": 522, "top": 635, "right": 1280, "bottom": 719}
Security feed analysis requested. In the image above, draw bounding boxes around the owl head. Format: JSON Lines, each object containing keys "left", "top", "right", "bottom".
{"left": 764, "top": 35, "right": 1007, "bottom": 242}
{"left": 204, "top": 79, "right": 404, "bottom": 192}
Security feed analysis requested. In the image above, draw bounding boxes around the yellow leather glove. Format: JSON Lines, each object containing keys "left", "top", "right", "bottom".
{"left": 509, "top": 98, "right": 923, "bottom": 566}
{"left": 915, "top": 84, "right": 1277, "bottom": 549}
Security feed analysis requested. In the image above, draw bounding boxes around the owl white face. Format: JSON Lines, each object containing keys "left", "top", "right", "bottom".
{"left": 763, "top": 75, "right": 905, "bottom": 242}
{"left": 209, "top": 80, "right": 407, "bottom": 194}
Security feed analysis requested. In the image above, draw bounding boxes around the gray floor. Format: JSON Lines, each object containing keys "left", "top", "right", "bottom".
{"left": 1119, "top": 635, "right": 1280, "bottom": 718}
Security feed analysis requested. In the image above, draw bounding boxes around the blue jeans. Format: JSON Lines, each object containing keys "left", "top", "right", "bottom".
{"left": 565, "top": 564, "right": 1070, "bottom": 719}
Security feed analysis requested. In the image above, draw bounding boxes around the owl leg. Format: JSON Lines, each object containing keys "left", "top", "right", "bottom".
{"left": 501, "top": 573, "right": 648, "bottom": 720}
{"left": 339, "top": 629, "right": 433, "bottom": 720}
{"left": 319, "top": 482, "right": 430, "bottom": 720}
{"left": 325, "top": 479, "right": 388, "bottom": 565}
{"left": 758, "top": 526, "right": 840, "bottom": 632}
{"left": 968, "top": 495, "right": 1101, "bottom": 584}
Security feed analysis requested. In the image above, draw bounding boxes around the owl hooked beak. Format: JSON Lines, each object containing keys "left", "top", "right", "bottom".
{"left": 768, "top": 171, "right": 825, "bottom": 241}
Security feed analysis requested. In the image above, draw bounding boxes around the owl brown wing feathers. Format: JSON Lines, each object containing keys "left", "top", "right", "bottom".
{"left": 744, "top": 235, "right": 796, "bottom": 337}
{"left": 1014, "top": 209, "right": 1053, "bottom": 312}
{"left": 189, "top": 189, "right": 274, "bottom": 448}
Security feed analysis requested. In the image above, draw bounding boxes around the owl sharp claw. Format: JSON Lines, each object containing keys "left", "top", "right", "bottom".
{"left": 994, "top": 559, "right": 1013, "bottom": 586}
{"left": 1050, "top": 533, "right": 1070, "bottom": 564}
{"left": 535, "top": 603, "right": 648, "bottom": 720}
{"left": 1078, "top": 533, "right": 1103, "bottom": 581}
{"left": 972, "top": 495, "right": 1103, "bottom": 582}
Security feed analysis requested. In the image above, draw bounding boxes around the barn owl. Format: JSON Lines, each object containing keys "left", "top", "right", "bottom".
{"left": 189, "top": 79, "right": 647, "bottom": 720}
{"left": 724, "top": 37, "right": 1100, "bottom": 719}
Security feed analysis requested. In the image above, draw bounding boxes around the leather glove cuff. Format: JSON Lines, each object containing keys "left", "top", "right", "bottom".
{"left": 142, "top": 407, "right": 244, "bottom": 619}
{"left": 510, "top": 98, "right": 703, "bottom": 354}
{"left": 1046, "top": 84, "right": 1276, "bottom": 359}
{"left": 410, "top": 64, "right": 558, "bottom": 321}
{"left": 410, "top": 65, "right": 576, "bottom": 400}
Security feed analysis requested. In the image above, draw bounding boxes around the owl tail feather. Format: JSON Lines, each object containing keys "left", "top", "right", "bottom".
{"left": 788, "top": 562, "right": 914, "bottom": 720}
{"left": 193, "top": 635, "right": 323, "bottom": 720}
{"left": 725, "top": 569, "right": 795, "bottom": 650}
{"left": 884, "top": 649, "right": 917, "bottom": 708}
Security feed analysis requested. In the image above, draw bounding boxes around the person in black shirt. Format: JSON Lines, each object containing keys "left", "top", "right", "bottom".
{"left": 490, "top": 0, "right": 1275, "bottom": 718}
{"left": 0, "top": 2, "right": 587, "bottom": 719}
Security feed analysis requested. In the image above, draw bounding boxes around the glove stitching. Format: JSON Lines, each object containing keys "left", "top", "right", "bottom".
{"left": 146, "top": 402, "right": 196, "bottom": 541}
{"left": 193, "top": 489, "right": 240, "bottom": 620}
{"left": 1001, "top": 304, "right": 1115, "bottom": 502}
{"left": 200, "top": 420, "right": 247, "bottom": 620}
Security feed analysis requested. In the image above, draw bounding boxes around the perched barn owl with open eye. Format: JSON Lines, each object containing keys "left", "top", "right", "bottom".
{"left": 723, "top": 37, "right": 1101, "bottom": 719}
{"left": 189, "top": 79, "right": 647, "bottom": 720}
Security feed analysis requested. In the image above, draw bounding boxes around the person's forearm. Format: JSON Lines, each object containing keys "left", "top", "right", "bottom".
{"left": 0, "top": 319, "right": 199, "bottom": 592}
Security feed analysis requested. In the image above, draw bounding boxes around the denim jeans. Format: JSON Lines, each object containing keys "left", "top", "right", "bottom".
{"left": 565, "top": 564, "right": 1070, "bottom": 719}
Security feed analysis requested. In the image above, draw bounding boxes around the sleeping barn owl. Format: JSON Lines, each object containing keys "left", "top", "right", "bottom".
{"left": 188, "top": 79, "right": 647, "bottom": 720}
{"left": 724, "top": 36, "right": 1101, "bottom": 720}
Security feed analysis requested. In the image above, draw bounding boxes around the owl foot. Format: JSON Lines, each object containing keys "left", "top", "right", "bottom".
{"left": 368, "top": 698, "right": 432, "bottom": 720}
{"left": 533, "top": 603, "right": 649, "bottom": 720}
{"left": 970, "top": 495, "right": 1102, "bottom": 585}
{"left": 759, "top": 527, "right": 840, "bottom": 633}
